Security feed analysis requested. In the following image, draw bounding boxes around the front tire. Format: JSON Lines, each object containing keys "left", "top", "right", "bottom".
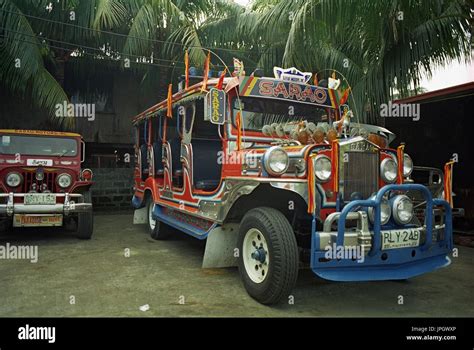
{"left": 147, "top": 197, "right": 170, "bottom": 240}
{"left": 238, "top": 207, "right": 299, "bottom": 305}
{"left": 76, "top": 191, "right": 93, "bottom": 239}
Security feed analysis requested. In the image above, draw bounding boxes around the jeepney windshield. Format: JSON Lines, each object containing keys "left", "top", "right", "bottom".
{"left": 0, "top": 134, "right": 78, "bottom": 157}
{"left": 232, "top": 97, "right": 330, "bottom": 132}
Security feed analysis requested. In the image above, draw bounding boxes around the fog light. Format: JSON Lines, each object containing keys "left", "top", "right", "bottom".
{"left": 392, "top": 195, "right": 414, "bottom": 225}
{"left": 368, "top": 196, "right": 391, "bottom": 225}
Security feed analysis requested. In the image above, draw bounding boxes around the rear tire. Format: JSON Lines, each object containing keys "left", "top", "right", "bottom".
{"left": 76, "top": 191, "right": 93, "bottom": 239}
{"left": 238, "top": 207, "right": 299, "bottom": 305}
{"left": 147, "top": 197, "right": 170, "bottom": 240}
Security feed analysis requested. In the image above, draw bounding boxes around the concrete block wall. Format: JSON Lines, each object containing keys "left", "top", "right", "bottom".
{"left": 90, "top": 168, "right": 134, "bottom": 211}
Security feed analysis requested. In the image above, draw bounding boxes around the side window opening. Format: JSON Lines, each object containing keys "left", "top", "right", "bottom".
{"left": 182, "top": 103, "right": 195, "bottom": 145}
{"left": 152, "top": 115, "right": 164, "bottom": 176}
{"left": 138, "top": 121, "right": 149, "bottom": 181}
{"left": 191, "top": 99, "right": 222, "bottom": 192}
{"left": 167, "top": 108, "right": 183, "bottom": 188}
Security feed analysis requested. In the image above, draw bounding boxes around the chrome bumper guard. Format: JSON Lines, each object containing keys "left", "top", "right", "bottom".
{"left": 0, "top": 193, "right": 92, "bottom": 216}
{"left": 310, "top": 184, "right": 453, "bottom": 281}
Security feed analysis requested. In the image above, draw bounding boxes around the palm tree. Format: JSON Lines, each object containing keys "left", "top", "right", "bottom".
{"left": 0, "top": 0, "right": 129, "bottom": 126}
{"left": 119, "top": 0, "right": 245, "bottom": 101}
{"left": 0, "top": 0, "right": 242, "bottom": 126}
{"left": 1, "top": 0, "right": 471, "bottom": 126}
{"left": 222, "top": 0, "right": 472, "bottom": 123}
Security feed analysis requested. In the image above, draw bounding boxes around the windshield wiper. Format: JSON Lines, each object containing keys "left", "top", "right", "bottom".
{"left": 53, "top": 150, "right": 70, "bottom": 158}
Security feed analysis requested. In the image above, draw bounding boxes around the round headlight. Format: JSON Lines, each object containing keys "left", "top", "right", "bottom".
{"left": 403, "top": 153, "right": 413, "bottom": 177}
{"left": 368, "top": 197, "right": 392, "bottom": 225}
{"left": 57, "top": 173, "right": 72, "bottom": 188}
{"left": 6, "top": 172, "right": 22, "bottom": 187}
{"left": 380, "top": 158, "right": 397, "bottom": 183}
{"left": 264, "top": 147, "right": 289, "bottom": 176}
{"left": 314, "top": 155, "right": 332, "bottom": 182}
{"left": 392, "top": 195, "right": 414, "bottom": 225}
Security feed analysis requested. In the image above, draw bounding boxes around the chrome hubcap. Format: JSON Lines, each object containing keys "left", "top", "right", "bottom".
{"left": 243, "top": 228, "right": 269, "bottom": 284}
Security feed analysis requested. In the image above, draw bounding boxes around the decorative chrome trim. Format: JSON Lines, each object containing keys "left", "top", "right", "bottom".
{"left": 225, "top": 176, "right": 306, "bottom": 183}
{"left": 199, "top": 180, "right": 260, "bottom": 222}
{"left": 335, "top": 138, "right": 380, "bottom": 201}
{"left": 270, "top": 181, "right": 308, "bottom": 204}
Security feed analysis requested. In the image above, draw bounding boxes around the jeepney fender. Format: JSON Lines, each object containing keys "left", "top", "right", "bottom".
{"left": 202, "top": 180, "right": 308, "bottom": 268}
{"left": 199, "top": 178, "right": 309, "bottom": 224}
{"left": 70, "top": 181, "right": 94, "bottom": 194}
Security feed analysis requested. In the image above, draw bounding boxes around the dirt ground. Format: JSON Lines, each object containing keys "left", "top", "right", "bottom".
{"left": 0, "top": 213, "right": 473, "bottom": 317}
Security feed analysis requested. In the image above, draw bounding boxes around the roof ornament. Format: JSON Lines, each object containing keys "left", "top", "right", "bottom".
{"left": 233, "top": 58, "right": 245, "bottom": 77}
{"left": 273, "top": 67, "right": 312, "bottom": 84}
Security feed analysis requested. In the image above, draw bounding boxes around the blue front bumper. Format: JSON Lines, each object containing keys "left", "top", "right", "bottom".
{"left": 311, "top": 184, "right": 453, "bottom": 281}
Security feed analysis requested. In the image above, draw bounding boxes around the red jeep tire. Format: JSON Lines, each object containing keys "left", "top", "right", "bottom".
{"left": 76, "top": 191, "right": 93, "bottom": 239}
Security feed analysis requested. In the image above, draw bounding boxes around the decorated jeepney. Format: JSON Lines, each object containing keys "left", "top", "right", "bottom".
{"left": 131, "top": 58, "right": 454, "bottom": 304}
{"left": 0, "top": 130, "right": 94, "bottom": 239}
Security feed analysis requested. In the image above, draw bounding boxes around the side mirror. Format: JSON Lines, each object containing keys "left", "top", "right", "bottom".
{"left": 81, "top": 140, "right": 85, "bottom": 163}
{"left": 205, "top": 88, "right": 226, "bottom": 125}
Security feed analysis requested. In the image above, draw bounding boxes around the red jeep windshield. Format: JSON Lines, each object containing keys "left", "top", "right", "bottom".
{"left": 0, "top": 134, "right": 78, "bottom": 157}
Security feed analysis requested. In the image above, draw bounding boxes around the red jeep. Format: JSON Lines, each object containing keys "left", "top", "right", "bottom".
{"left": 0, "top": 130, "right": 94, "bottom": 238}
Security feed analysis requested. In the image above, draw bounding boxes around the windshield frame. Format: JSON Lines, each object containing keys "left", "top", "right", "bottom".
{"left": 231, "top": 96, "right": 335, "bottom": 134}
{"left": 0, "top": 134, "right": 79, "bottom": 158}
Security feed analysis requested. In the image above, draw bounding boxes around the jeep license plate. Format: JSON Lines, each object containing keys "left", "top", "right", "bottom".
{"left": 13, "top": 214, "right": 63, "bottom": 227}
{"left": 381, "top": 228, "right": 421, "bottom": 250}
{"left": 24, "top": 193, "right": 56, "bottom": 205}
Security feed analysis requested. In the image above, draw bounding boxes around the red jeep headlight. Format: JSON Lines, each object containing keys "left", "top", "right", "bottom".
{"left": 57, "top": 173, "right": 72, "bottom": 188}
{"left": 6, "top": 172, "right": 23, "bottom": 187}
{"left": 5, "top": 172, "right": 23, "bottom": 187}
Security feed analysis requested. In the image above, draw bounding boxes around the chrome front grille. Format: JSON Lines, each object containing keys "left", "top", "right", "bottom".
{"left": 22, "top": 171, "right": 57, "bottom": 193}
{"left": 342, "top": 152, "right": 379, "bottom": 201}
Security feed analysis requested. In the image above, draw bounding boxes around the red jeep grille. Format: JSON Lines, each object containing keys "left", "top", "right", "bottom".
{"left": 22, "top": 171, "right": 57, "bottom": 193}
